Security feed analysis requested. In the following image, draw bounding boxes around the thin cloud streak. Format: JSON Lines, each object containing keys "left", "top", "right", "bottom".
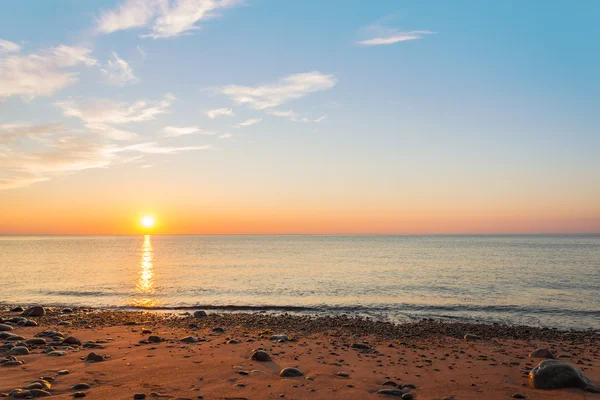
{"left": 206, "top": 107, "right": 234, "bottom": 119}
{"left": 163, "top": 126, "right": 215, "bottom": 137}
{"left": 232, "top": 118, "right": 262, "bottom": 128}
{"left": 357, "top": 30, "right": 435, "bottom": 46}
{"left": 101, "top": 51, "right": 139, "bottom": 86}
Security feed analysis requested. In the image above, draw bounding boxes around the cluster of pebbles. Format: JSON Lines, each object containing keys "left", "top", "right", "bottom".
{"left": 1, "top": 305, "right": 599, "bottom": 398}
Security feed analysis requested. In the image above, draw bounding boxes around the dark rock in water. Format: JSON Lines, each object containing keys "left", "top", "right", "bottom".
{"left": 464, "top": 334, "right": 483, "bottom": 341}
{"left": 0, "top": 323, "right": 13, "bottom": 331}
{"left": 72, "top": 383, "right": 91, "bottom": 390}
{"left": 529, "top": 348, "right": 555, "bottom": 359}
{"left": 352, "top": 343, "right": 371, "bottom": 350}
{"left": 63, "top": 336, "right": 82, "bottom": 346}
{"left": 280, "top": 367, "right": 304, "bottom": 377}
{"left": 10, "top": 306, "right": 24, "bottom": 312}
{"left": 180, "top": 336, "right": 199, "bottom": 343}
{"left": 529, "top": 359, "right": 600, "bottom": 392}
{"left": 25, "top": 338, "right": 46, "bottom": 345}
{"left": 193, "top": 310, "right": 207, "bottom": 318}
{"left": 376, "top": 388, "right": 406, "bottom": 396}
{"left": 148, "top": 335, "right": 164, "bottom": 343}
{"left": 9, "top": 346, "right": 30, "bottom": 355}
{"left": 250, "top": 350, "right": 272, "bottom": 362}
{"left": 73, "top": 392, "right": 87, "bottom": 398}
{"left": 22, "top": 306, "right": 45, "bottom": 317}
{"left": 86, "top": 352, "right": 105, "bottom": 362}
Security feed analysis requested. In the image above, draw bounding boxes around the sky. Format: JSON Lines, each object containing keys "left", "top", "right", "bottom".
{"left": 0, "top": 0, "right": 599, "bottom": 234}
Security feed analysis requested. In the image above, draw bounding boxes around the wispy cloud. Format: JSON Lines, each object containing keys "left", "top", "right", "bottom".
{"left": 113, "top": 142, "right": 211, "bottom": 154}
{"left": 163, "top": 125, "right": 215, "bottom": 137}
{"left": 313, "top": 115, "right": 327, "bottom": 123}
{"left": 101, "top": 51, "right": 139, "bottom": 86}
{"left": 219, "top": 133, "right": 233, "bottom": 139}
{"left": 0, "top": 39, "right": 20, "bottom": 54}
{"left": 0, "top": 45, "right": 97, "bottom": 100}
{"left": 56, "top": 93, "right": 174, "bottom": 125}
{"left": 85, "top": 123, "right": 138, "bottom": 141}
{"left": 219, "top": 71, "right": 336, "bottom": 110}
{"left": 0, "top": 123, "right": 63, "bottom": 144}
{"left": 206, "top": 107, "right": 234, "bottom": 119}
{"left": 357, "top": 20, "right": 434, "bottom": 46}
{"left": 96, "top": 0, "right": 242, "bottom": 39}
{"left": 233, "top": 118, "right": 262, "bottom": 128}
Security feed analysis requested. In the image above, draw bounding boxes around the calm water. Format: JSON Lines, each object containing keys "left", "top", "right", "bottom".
{"left": 0, "top": 235, "right": 599, "bottom": 329}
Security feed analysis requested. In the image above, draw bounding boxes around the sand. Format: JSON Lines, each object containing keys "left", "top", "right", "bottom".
{"left": 1, "top": 308, "right": 599, "bottom": 399}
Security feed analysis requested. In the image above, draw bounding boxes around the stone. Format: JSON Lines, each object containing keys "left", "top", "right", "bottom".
{"left": 401, "top": 384, "right": 416, "bottom": 389}
{"left": 280, "top": 367, "right": 304, "bottom": 377}
{"left": 85, "top": 352, "right": 105, "bottom": 362}
{"left": 529, "top": 348, "right": 555, "bottom": 359}
{"left": 148, "top": 335, "right": 164, "bottom": 343}
{"left": 0, "top": 324, "right": 13, "bottom": 331}
{"left": 193, "top": 310, "right": 207, "bottom": 318}
{"left": 212, "top": 327, "right": 225, "bottom": 333}
{"left": 529, "top": 359, "right": 600, "bottom": 392}
{"left": 25, "top": 338, "right": 47, "bottom": 345}
{"left": 464, "top": 334, "right": 483, "bottom": 341}
{"left": 72, "top": 383, "right": 91, "bottom": 390}
{"left": 73, "top": 392, "right": 87, "bottom": 398}
{"left": 250, "top": 350, "right": 272, "bottom": 362}
{"left": 48, "top": 351, "right": 67, "bottom": 357}
{"left": 29, "top": 380, "right": 51, "bottom": 390}
{"left": 22, "top": 306, "right": 45, "bottom": 317}
{"left": 401, "top": 394, "right": 414, "bottom": 400}
{"left": 134, "top": 394, "right": 146, "bottom": 399}
{"left": 382, "top": 381, "right": 398, "bottom": 387}
{"left": 10, "top": 306, "right": 24, "bottom": 312}
{"left": 63, "top": 336, "right": 82, "bottom": 346}
{"left": 58, "top": 321, "right": 72, "bottom": 326}
{"left": 337, "top": 372, "right": 349, "bottom": 377}
{"left": 227, "top": 339, "right": 240, "bottom": 344}
{"left": 22, "top": 320, "right": 38, "bottom": 327}
{"left": 352, "top": 343, "right": 371, "bottom": 350}
{"left": 0, "top": 355, "right": 23, "bottom": 366}
{"left": 5, "top": 334, "right": 25, "bottom": 341}
{"left": 62, "top": 308, "right": 73, "bottom": 313}
{"left": 512, "top": 394, "right": 526, "bottom": 399}
{"left": 24, "top": 383, "right": 43, "bottom": 390}
{"left": 9, "top": 346, "right": 30, "bottom": 355}
{"left": 376, "top": 388, "right": 406, "bottom": 396}
{"left": 270, "top": 334, "right": 288, "bottom": 342}
{"left": 142, "top": 329, "right": 152, "bottom": 334}
{"left": 180, "top": 336, "right": 199, "bottom": 343}
{"left": 58, "top": 370, "right": 70, "bottom": 375}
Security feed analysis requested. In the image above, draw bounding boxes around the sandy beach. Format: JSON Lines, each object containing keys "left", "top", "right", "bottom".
{"left": 1, "top": 307, "right": 599, "bottom": 399}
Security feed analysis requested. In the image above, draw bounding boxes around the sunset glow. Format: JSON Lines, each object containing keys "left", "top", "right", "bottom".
{"left": 141, "top": 216, "right": 155, "bottom": 229}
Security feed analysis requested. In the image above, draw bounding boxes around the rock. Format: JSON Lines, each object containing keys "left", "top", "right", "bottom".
{"left": 57, "top": 370, "right": 70, "bottom": 375}
{"left": 376, "top": 388, "right": 406, "bottom": 396}
{"left": 48, "top": 351, "right": 67, "bottom": 357}
{"left": 85, "top": 352, "right": 105, "bottom": 362}
{"left": 270, "top": 334, "right": 288, "bottom": 342}
{"left": 280, "top": 367, "right": 304, "bottom": 377}
{"left": 62, "top": 308, "right": 73, "bottom": 313}
{"left": 73, "top": 392, "right": 87, "bottom": 398}
{"left": 188, "top": 323, "right": 199, "bottom": 329}
{"left": 134, "top": 394, "right": 146, "bottom": 399}
{"left": 9, "top": 346, "right": 30, "bottom": 355}
{"left": 148, "top": 335, "right": 164, "bottom": 343}
{"left": 180, "top": 336, "right": 199, "bottom": 343}
{"left": 529, "top": 359, "right": 600, "bottom": 392}
{"left": 227, "top": 339, "right": 240, "bottom": 344}
{"left": 72, "top": 383, "right": 91, "bottom": 390}
{"left": 402, "top": 394, "right": 414, "bottom": 400}
{"left": 250, "top": 350, "right": 272, "bottom": 362}
{"left": 512, "top": 394, "right": 526, "bottom": 399}
{"left": 28, "top": 380, "right": 51, "bottom": 390}
{"left": 529, "top": 349, "right": 555, "bottom": 359}
{"left": 22, "top": 320, "right": 38, "bottom": 327}
{"left": 352, "top": 343, "right": 371, "bottom": 350}
{"left": 401, "top": 384, "right": 416, "bottom": 389}
{"left": 22, "top": 306, "right": 45, "bottom": 317}
{"left": 10, "top": 306, "right": 24, "bottom": 312}
{"left": 0, "top": 324, "right": 13, "bottom": 331}
{"left": 337, "top": 372, "right": 349, "bottom": 377}
{"left": 63, "top": 336, "right": 82, "bottom": 346}
{"left": 212, "top": 327, "right": 225, "bottom": 333}
{"left": 142, "top": 329, "right": 152, "bottom": 334}
{"left": 193, "top": 310, "right": 207, "bottom": 318}
{"left": 1, "top": 356, "right": 23, "bottom": 366}
{"left": 464, "top": 334, "right": 483, "bottom": 341}
{"left": 382, "top": 381, "right": 398, "bottom": 387}
{"left": 5, "top": 334, "right": 25, "bottom": 341}
{"left": 58, "top": 321, "right": 71, "bottom": 326}
{"left": 24, "top": 383, "right": 43, "bottom": 390}
{"left": 25, "top": 338, "right": 47, "bottom": 345}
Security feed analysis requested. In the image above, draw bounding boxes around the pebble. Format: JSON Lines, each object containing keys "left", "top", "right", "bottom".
{"left": 250, "top": 350, "right": 272, "bottom": 362}
{"left": 85, "top": 352, "right": 105, "bottom": 362}
{"left": 280, "top": 367, "right": 304, "bottom": 377}
{"left": 337, "top": 372, "right": 349, "bottom": 377}
{"left": 464, "top": 334, "right": 483, "bottom": 341}
{"left": 72, "top": 383, "right": 91, "bottom": 390}
{"left": 57, "top": 370, "right": 70, "bottom": 375}
{"left": 376, "top": 388, "right": 406, "bottom": 396}
{"left": 193, "top": 310, "right": 207, "bottom": 318}
{"left": 134, "top": 394, "right": 146, "bottom": 399}
{"left": 25, "top": 338, "right": 47, "bottom": 345}
{"left": 227, "top": 339, "right": 240, "bottom": 344}
{"left": 512, "top": 394, "right": 526, "bottom": 399}
{"left": 22, "top": 320, "right": 38, "bottom": 327}
{"left": 9, "top": 346, "right": 30, "bottom": 355}
{"left": 270, "top": 334, "right": 288, "bottom": 342}
{"left": 352, "top": 343, "right": 371, "bottom": 350}
{"left": 63, "top": 336, "right": 82, "bottom": 346}
{"left": 10, "top": 306, "right": 24, "bottom": 312}
{"left": 212, "top": 327, "right": 225, "bottom": 333}
{"left": 401, "top": 393, "right": 414, "bottom": 400}
{"left": 148, "top": 336, "right": 164, "bottom": 343}
{"left": 180, "top": 336, "right": 199, "bottom": 343}
{"left": 22, "top": 306, "right": 45, "bottom": 317}
{"left": 73, "top": 392, "right": 87, "bottom": 398}
{"left": 529, "top": 348, "right": 555, "bottom": 359}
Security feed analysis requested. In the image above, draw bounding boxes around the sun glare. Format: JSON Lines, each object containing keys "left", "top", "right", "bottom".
{"left": 141, "top": 215, "right": 155, "bottom": 228}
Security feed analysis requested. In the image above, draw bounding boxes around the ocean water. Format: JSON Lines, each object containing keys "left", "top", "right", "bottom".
{"left": 0, "top": 235, "right": 598, "bottom": 330}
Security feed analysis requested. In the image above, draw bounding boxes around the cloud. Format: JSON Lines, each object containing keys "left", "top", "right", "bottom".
{"left": 56, "top": 93, "right": 174, "bottom": 125}
{"left": 232, "top": 118, "right": 262, "bottom": 128}
{"left": 266, "top": 109, "right": 311, "bottom": 123}
{"left": 96, "top": 0, "right": 242, "bottom": 39}
{"left": 313, "top": 115, "right": 327, "bottom": 123}
{"left": 206, "top": 107, "right": 234, "bottom": 119}
{"left": 163, "top": 125, "right": 215, "bottom": 137}
{"left": 219, "top": 133, "right": 232, "bottom": 139}
{"left": 112, "top": 142, "right": 211, "bottom": 154}
{"left": 0, "top": 123, "right": 63, "bottom": 144}
{"left": 101, "top": 51, "right": 139, "bottom": 86}
{"left": 85, "top": 123, "right": 139, "bottom": 141}
{"left": 0, "top": 39, "right": 20, "bottom": 54}
{"left": 0, "top": 45, "right": 97, "bottom": 100}
{"left": 219, "top": 71, "right": 336, "bottom": 110}
{"left": 357, "top": 21, "right": 434, "bottom": 46}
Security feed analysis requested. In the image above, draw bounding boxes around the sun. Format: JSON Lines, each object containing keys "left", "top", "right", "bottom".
{"left": 141, "top": 215, "right": 155, "bottom": 228}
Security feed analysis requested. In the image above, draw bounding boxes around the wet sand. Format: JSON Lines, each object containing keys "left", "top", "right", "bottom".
{"left": 1, "top": 308, "right": 599, "bottom": 399}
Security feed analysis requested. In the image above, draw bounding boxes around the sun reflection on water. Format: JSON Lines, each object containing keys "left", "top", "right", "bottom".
{"left": 131, "top": 235, "right": 158, "bottom": 308}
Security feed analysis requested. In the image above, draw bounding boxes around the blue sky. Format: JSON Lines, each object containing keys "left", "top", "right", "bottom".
{"left": 0, "top": 0, "right": 599, "bottom": 233}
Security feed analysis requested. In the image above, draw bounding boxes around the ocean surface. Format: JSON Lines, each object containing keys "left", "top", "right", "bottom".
{"left": 0, "top": 235, "right": 599, "bottom": 330}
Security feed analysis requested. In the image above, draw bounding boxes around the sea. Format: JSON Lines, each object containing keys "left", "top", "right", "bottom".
{"left": 1, "top": 235, "right": 598, "bottom": 330}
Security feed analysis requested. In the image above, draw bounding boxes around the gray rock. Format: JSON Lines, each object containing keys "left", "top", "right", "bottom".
{"left": 22, "top": 319, "right": 38, "bottom": 327}
{"left": 529, "top": 348, "right": 555, "bottom": 359}
{"left": 148, "top": 335, "right": 164, "bottom": 343}
{"left": 47, "top": 351, "right": 67, "bottom": 357}
{"left": 180, "top": 336, "right": 199, "bottom": 343}
{"left": 280, "top": 367, "right": 304, "bottom": 377}
{"left": 9, "top": 346, "right": 30, "bottom": 355}
{"left": 529, "top": 359, "right": 600, "bottom": 392}
{"left": 464, "top": 334, "right": 483, "bottom": 341}
{"left": 62, "top": 336, "right": 82, "bottom": 346}
{"left": 250, "top": 350, "right": 272, "bottom": 362}
{"left": 0, "top": 323, "right": 13, "bottom": 331}
{"left": 193, "top": 310, "right": 207, "bottom": 318}
{"left": 86, "top": 352, "right": 105, "bottom": 362}
{"left": 22, "top": 306, "right": 45, "bottom": 317}
{"left": 25, "top": 338, "right": 47, "bottom": 345}
{"left": 270, "top": 334, "right": 288, "bottom": 342}
{"left": 376, "top": 388, "right": 406, "bottom": 396}
{"left": 351, "top": 343, "right": 371, "bottom": 350}
{"left": 72, "top": 383, "right": 91, "bottom": 390}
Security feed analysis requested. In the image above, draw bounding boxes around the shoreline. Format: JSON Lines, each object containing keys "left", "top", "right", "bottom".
{"left": 2, "top": 306, "right": 599, "bottom": 399}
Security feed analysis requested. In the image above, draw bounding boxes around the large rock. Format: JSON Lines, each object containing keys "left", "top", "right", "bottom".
{"left": 529, "top": 359, "right": 600, "bottom": 392}
{"left": 22, "top": 306, "right": 45, "bottom": 317}
{"left": 251, "top": 350, "right": 272, "bottom": 362}
{"left": 280, "top": 367, "right": 304, "bottom": 377}
{"left": 193, "top": 310, "right": 207, "bottom": 318}
{"left": 0, "top": 324, "right": 13, "bottom": 331}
